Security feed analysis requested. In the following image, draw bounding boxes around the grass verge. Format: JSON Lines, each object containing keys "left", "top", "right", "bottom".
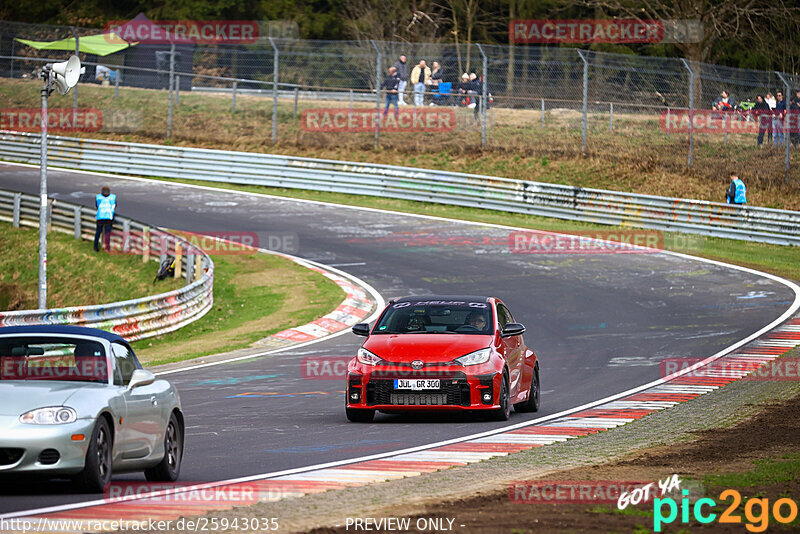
{"left": 0, "top": 221, "right": 183, "bottom": 310}
{"left": 131, "top": 251, "right": 344, "bottom": 366}
{"left": 136, "top": 176, "right": 800, "bottom": 282}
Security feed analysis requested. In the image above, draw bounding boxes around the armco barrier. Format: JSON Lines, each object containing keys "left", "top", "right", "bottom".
{"left": 0, "top": 188, "right": 214, "bottom": 341}
{"left": 1, "top": 131, "right": 799, "bottom": 245}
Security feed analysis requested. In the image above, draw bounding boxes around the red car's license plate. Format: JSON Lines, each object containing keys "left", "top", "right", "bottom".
{"left": 394, "top": 379, "right": 440, "bottom": 390}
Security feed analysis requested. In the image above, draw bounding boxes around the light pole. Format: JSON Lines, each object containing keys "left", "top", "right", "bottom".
{"left": 38, "top": 55, "right": 81, "bottom": 309}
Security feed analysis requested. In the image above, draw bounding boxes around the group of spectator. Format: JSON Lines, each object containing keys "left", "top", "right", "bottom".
{"left": 381, "top": 54, "right": 488, "bottom": 120}
{"left": 716, "top": 88, "right": 800, "bottom": 147}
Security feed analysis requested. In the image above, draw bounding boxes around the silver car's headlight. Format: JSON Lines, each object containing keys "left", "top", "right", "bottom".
{"left": 20, "top": 406, "right": 78, "bottom": 425}
{"left": 455, "top": 348, "right": 491, "bottom": 366}
{"left": 357, "top": 348, "right": 382, "bottom": 366}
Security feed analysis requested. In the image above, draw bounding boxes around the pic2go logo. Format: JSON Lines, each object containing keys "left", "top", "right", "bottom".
{"left": 654, "top": 489, "right": 799, "bottom": 532}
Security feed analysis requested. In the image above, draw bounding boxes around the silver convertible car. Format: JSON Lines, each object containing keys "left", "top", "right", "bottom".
{"left": 0, "top": 325, "right": 184, "bottom": 492}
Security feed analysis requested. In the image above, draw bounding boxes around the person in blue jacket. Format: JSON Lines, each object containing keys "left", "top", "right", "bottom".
{"left": 94, "top": 185, "right": 116, "bottom": 251}
{"left": 726, "top": 172, "right": 747, "bottom": 205}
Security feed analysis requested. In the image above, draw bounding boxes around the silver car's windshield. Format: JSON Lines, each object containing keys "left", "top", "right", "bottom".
{"left": 0, "top": 336, "right": 107, "bottom": 384}
{"left": 374, "top": 301, "right": 493, "bottom": 334}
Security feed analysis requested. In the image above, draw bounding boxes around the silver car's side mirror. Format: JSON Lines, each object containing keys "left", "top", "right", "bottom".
{"left": 127, "top": 369, "right": 155, "bottom": 391}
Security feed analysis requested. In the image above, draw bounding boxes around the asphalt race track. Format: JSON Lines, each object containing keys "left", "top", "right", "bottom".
{"left": 0, "top": 162, "right": 796, "bottom": 514}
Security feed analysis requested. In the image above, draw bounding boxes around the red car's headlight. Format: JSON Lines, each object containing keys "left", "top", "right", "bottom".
{"left": 455, "top": 348, "right": 491, "bottom": 366}
{"left": 357, "top": 348, "right": 383, "bottom": 366}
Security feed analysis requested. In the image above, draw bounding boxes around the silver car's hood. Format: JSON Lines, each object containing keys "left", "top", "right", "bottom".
{"left": 0, "top": 381, "right": 103, "bottom": 416}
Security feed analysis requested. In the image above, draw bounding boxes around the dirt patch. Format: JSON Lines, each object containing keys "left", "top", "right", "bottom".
{"left": 0, "top": 282, "right": 25, "bottom": 310}
{"left": 308, "top": 393, "right": 800, "bottom": 533}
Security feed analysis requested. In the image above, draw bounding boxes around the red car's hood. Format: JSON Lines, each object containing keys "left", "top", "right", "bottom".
{"left": 363, "top": 334, "right": 492, "bottom": 362}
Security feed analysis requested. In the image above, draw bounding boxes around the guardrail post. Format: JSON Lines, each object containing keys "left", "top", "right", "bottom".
{"left": 186, "top": 252, "right": 194, "bottom": 283}
{"left": 12, "top": 193, "right": 21, "bottom": 228}
{"left": 293, "top": 87, "right": 299, "bottom": 117}
{"left": 477, "top": 44, "right": 488, "bottom": 148}
{"left": 232, "top": 81, "right": 237, "bottom": 112}
{"left": 114, "top": 70, "right": 120, "bottom": 99}
{"left": 680, "top": 59, "right": 694, "bottom": 168}
{"left": 143, "top": 227, "right": 150, "bottom": 263}
{"left": 269, "top": 37, "right": 279, "bottom": 144}
{"left": 370, "top": 40, "right": 381, "bottom": 149}
{"left": 73, "top": 206, "right": 81, "bottom": 239}
{"left": 576, "top": 50, "right": 588, "bottom": 154}
{"left": 167, "top": 43, "right": 176, "bottom": 139}
{"left": 174, "top": 243, "right": 182, "bottom": 278}
{"left": 775, "top": 71, "right": 791, "bottom": 180}
{"left": 609, "top": 103, "right": 614, "bottom": 132}
{"left": 122, "top": 219, "right": 131, "bottom": 253}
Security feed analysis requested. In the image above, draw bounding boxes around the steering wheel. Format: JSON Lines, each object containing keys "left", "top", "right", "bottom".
{"left": 455, "top": 324, "right": 480, "bottom": 332}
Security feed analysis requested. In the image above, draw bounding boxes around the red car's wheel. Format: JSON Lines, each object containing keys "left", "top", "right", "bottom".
{"left": 490, "top": 374, "right": 511, "bottom": 421}
{"left": 514, "top": 365, "right": 540, "bottom": 413}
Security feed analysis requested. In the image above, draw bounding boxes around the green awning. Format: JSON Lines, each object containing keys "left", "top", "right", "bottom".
{"left": 15, "top": 33, "right": 135, "bottom": 57}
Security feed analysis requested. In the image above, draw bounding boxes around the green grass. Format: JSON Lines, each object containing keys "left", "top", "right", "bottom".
{"left": 705, "top": 452, "right": 800, "bottom": 488}
{"left": 129, "top": 176, "right": 800, "bottom": 282}
{"left": 132, "top": 250, "right": 344, "bottom": 366}
{"left": 0, "top": 222, "right": 183, "bottom": 310}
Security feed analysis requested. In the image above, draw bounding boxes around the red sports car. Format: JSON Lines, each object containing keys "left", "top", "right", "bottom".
{"left": 345, "top": 296, "right": 540, "bottom": 422}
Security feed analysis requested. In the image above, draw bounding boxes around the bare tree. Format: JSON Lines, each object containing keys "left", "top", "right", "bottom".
{"left": 342, "top": 0, "right": 447, "bottom": 42}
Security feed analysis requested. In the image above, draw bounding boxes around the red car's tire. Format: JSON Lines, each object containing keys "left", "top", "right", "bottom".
{"left": 490, "top": 374, "right": 511, "bottom": 421}
{"left": 514, "top": 366, "right": 540, "bottom": 413}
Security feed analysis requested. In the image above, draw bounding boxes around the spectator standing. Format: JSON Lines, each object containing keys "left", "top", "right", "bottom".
{"left": 392, "top": 55, "right": 409, "bottom": 105}
{"left": 753, "top": 95, "right": 770, "bottom": 147}
{"left": 458, "top": 73, "right": 470, "bottom": 105}
{"left": 790, "top": 89, "right": 800, "bottom": 147}
{"left": 410, "top": 60, "right": 431, "bottom": 107}
{"left": 381, "top": 66, "right": 400, "bottom": 119}
{"left": 774, "top": 91, "right": 786, "bottom": 146}
{"left": 94, "top": 186, "right": 116, "bottom": 252}
{"left": 428, "top": 61, "right": 443, "bottom": 105}
{"left": 765, "top": 91, "right": 776, "bottom": 143}
{"left": 726, "top": 172, "right": 747, "bottom": 205}
{"left": 713, "top": 90, "right": 735, "bottom": 111}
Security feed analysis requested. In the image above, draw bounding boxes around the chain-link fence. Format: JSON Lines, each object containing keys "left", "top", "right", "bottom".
{"left": 1, "top": 19, "right": 799, "bottom": 190}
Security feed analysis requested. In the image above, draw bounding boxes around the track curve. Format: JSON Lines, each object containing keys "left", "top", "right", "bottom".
{"left": 0, "top": 162, "right": 796, "bottom": 514}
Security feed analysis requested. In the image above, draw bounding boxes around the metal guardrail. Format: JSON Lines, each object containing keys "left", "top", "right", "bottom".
{"left": 1, "top": 131, "right": 799, "bottom": 246}
{"left": 0, "top": 186, "right": 214, "bottom": 341}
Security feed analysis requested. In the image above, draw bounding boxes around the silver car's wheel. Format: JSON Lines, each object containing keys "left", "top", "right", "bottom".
{"left": 145, "top": 412, "right": 183, "bottom": 482}
{"left": 77, "top": 418, "right": 112, "bottom": 492}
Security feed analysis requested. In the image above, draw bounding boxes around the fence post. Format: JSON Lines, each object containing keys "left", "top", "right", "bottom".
{"left": 12, "top": 193, "right": 21, "bottom": 228}
{"left": 174, "top": 243, "right": 182, "bottom": 279}
{"left": 122, "top": 219, "right": 131, "bottom": 253}
{"left": 610, "top": 102, "right": 613, "bottom": 132}
{"left": 175, "top": 74, "right": 180, "bottom": 105}
{"left": 232, "top": 81, "right": 237, "bottom": 112}
{"left": 541, "top": 98, "right": 545, "bottom": 126}
{"left": 167, "top": 43, "right": 175, "bottom": 139}
{"left": 680, "top": 58, "right": 694, "bottom": 168}
{"left": 114, "top": 69, "right": 120, "bottom": 98}
{"left": 73, "top": 206, "right": 81, "bottom": 239}
{"left": 293, "top": 87, "right": 299, "bottom": 117}
{"left": 576, "top": 50, "right": 588, "bottom": 154}
{"left": 775, "top": 71, "right": 791, "bottom": 179}
{"left": 9, "top": 39, "right": 14, "bottom": 79}
{"left": 724, "top": 111, "right": 728, "bottom": 145}
{"left": 349, "top": 89, "right": 353, "bottom": 122}
{"left": 269, "top": 37, "right": 279, "bottom": 144}
{"left": 666, "top": 107, "right": 670, "bottom": 139}
{"left": 370, "top": 40, "right": 381, "bottom": 149}
{"left": 477, "top": 44, "right": 488, "bottom": 148}
{"left": 71, "top": 27, "right": 78, "bottom": 127}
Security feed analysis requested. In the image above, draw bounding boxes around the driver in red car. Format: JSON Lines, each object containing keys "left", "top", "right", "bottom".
{"left": 465, "top": 310, "right": 489, "bottom": 332}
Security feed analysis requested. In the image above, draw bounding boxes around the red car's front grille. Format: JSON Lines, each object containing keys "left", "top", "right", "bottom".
{"left": 366, "top": 375, "right": 471, "bottom": 407}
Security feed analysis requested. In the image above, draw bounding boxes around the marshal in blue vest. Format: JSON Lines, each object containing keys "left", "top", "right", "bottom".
{"left": 96, "top": 193, "right": 117, "bottom": 220}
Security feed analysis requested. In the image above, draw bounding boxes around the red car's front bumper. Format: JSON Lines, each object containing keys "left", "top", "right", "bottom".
{"left": 345, "top": 361, "right": 503, "bottom": 411}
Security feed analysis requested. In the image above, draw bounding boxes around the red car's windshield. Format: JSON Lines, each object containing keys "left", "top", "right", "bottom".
{"left": 374, "top": 301, "right": 493, "bottom": 334}
{"left": 0, "top": 337, "right": 108, "bottom": 383}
